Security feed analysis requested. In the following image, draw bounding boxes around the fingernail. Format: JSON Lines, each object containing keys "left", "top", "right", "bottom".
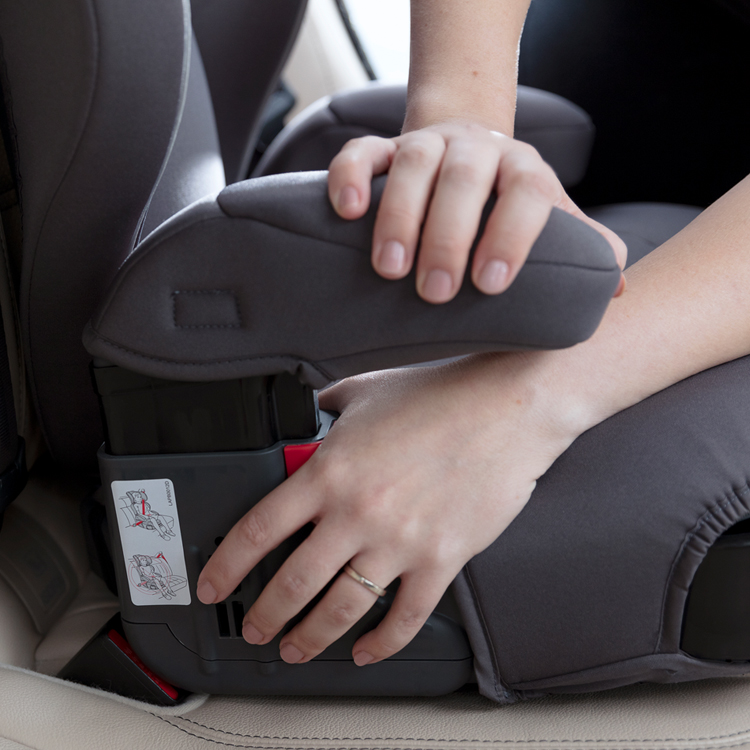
{"left": 378, "top": 240, "right": 405, "bottom": 275}
{"left": 280, "top": 643, "right": 305, "bottom": 664}
{"left": 615, "top": 273, "right": 627, "bottom": 297}
{"left": 477, "top": 259, "right": 509, "bottom": 294}
{"left": 353, "top": 651, "right": 374, "bottom": 667}
{"left": 242, "top": 623, "right": 264, "bottom": 645}
{"left": 196, "top": 580, "right": 218, "bottom": 604}
{"left": 338, "top": 185, "right": 359, "bottom": 212}
{"left": 420, "top": 269, "right": 453, "bottom": 303}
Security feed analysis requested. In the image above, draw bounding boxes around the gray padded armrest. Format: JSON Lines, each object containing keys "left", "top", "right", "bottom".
{"left": 83, "top": 171, "right": 619, "bottom": 387}
{"left": 254, "top": 84, "right": 595, "bottom": 188}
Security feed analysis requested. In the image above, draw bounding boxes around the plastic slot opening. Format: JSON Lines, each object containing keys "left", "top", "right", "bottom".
{"left": 215, "top": 603, "right": 230, "bottom": 638}
{"left": 232, "top": 601, "right": 245, "bottom": 638}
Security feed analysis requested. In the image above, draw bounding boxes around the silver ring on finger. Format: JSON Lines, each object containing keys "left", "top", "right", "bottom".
{"left": 343, "top": 564, "right": 387, "bottom": 597}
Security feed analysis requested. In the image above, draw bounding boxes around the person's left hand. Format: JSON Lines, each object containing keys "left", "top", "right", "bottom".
{"left": 196, "top": 353, "right": 581, "bottom": 666}
{"left": 327, "top": 122, "right": 627, "bottom": 303}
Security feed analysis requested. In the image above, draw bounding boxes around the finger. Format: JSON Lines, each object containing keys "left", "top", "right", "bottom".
{"left": 581, "top": 216, "right": 629, "bottom": 274}
{"left": 471, "top": 147, "right": 560, "bottom": 295}
{"left": 558, "top": 197, "right": 629, "bottom": 273}
{"left": 351, "top": 569, "right": 456, "bottom": 666}
{"left": 371, "top": 131, "right": 446, "bottom": 279}
{"left": 196, "top": 474, "right": 317, "bottom": 605}
{"left": 278, "top": 553, "right": 400, "bottom": 664}
{"left": 328, "top": 136, "right": 396, "bottom": 220}
{"left": 614, "top": 273, "right": 627, "bottom": 297}
{"left": 241, "top": 521, "right": 361, "bottom": 648}
{"left": 416, "top": 137, "right": 500, "bottom": 303}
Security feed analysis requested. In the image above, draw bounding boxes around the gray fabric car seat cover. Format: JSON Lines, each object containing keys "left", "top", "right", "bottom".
{"left": 455, "top": 354, "right": 750, "bottom": 703}
{"left": 0, "top": 0, "right": 191, "bottom": 467}
{"left": 140, "top": 34, "right": 226, "bottom": 239}
{"left": 190, "top": 0, "right": 308, "bottom": 182}
{"left": 83, "top": 172, "right": 620, "bottom": 386}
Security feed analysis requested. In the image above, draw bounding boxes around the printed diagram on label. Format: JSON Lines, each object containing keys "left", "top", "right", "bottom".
{"left": 120, "top": 489, "right": 176, "bottom": 541}
{"left": 129, "top": 552, "right": 187, "bottom": 601}
{"left": 112, "top": 479, "right": 191, "bottom": 606}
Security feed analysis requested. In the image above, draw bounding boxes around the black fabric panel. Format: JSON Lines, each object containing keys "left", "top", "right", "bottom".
{"left": 460, "top": 355, "right": 750, "bottom": 702}
{"left": 519, "top": 0, "right": 750, "bottom": 208}
{"left": 0, "top": 0, "right": 189, "bottom": 467}
{"left": 255, "top": 84, "right": 595, "bottom": 189}
{"left": 84, "top": 172, "right": 619, "bottom": 385}
{"left": 191, "top": 0, "right": 307, "bottom": 183}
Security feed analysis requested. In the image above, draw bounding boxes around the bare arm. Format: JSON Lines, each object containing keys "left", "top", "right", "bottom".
{"left": 198, "top": 175, "right": 750, "bottom": 666}
{"left": 327, "top": 0, "right": 625, "bottom": 303}
{"left": 546, "top": 174, "right": 750, "bottom": 434}
{"left": 405, "top": 0, "right": 530, "bottom": 135}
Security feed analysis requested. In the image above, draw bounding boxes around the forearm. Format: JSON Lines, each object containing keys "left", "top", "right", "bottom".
{"left": 541, "top": 174, "right": 750, "bottom": 437}
{"left": 405, "top": 0, "right": 530, "bottom": 135}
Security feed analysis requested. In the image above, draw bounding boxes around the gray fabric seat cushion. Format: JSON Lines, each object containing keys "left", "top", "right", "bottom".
{"left": 452, "top": 200, "right": 750, "bottom": 703}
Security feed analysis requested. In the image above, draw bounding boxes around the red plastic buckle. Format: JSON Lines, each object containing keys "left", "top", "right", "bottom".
{"left": 284, "top": 441, "right": 322, "bottom": 477}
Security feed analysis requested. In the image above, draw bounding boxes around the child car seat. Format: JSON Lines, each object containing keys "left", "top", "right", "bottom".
{"left": 0, "top": 0, "right": 748, "bottom": 725}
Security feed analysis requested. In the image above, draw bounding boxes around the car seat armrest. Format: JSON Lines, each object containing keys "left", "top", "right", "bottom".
{"left": 83, "top": 171, "right": 619, "bottom": 386}
{"left": 255, "top": 84, "right": 595, "bottom": 189}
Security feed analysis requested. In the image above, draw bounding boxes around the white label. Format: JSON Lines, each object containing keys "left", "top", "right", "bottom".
{"left": 111, "top": 479, "right": 191, "bottom": 606}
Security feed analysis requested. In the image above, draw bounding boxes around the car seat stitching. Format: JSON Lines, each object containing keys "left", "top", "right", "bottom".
{"left": 463, "top": 565, "right": 515, "bottom": 704}
{"left": 172, "top": 289, "right": 242, "bottom": 329}
{"left": 655, "top": 482, "right": 750, "bottom": 654}
{"left": 156, "top": 713, "right": 750, "bottom": 744}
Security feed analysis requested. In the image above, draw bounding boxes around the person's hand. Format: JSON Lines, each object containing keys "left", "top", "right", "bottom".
{"left": 328, "top": 121, "right": 627, "bottom": 303}
{"left": 196, "top": 354, "right": 581, "bottom": 666}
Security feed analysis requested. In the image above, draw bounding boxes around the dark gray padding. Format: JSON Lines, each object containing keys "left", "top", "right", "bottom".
{"left": 0, "top": 0, "right": 190, "bottom": 467}
{"left": 253, "top": 84, "right": 595, "bottom": 188}
{"left": 141, "top": 34, "right": 226, "bottom": 239}
{"left": 454, "top": 354, "right": 750, "bottom": 702}
{"left": 190, "top": 0, "right": 307, "bottom": 182}
{"left": 587, "top": 203, "right": 703, "bottom": 268}
{"left": 83, "top": 172, "right": 619, "bottom": 386}
{"left": 512, "top": 86, "right": 596, "bottom": 188}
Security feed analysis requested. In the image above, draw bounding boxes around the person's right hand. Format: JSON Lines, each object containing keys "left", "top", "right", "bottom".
{"left": 328, "top": 121, "right": 627, "bottom": 303}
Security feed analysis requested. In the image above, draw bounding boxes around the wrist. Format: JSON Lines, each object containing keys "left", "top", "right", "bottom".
{"left": 404, "top": 84, "right": 517, "bottom": 136}
{"left": 456, "top": 351, "right": 592, "bottom": 457}
{"left": 477, "top": 348, "right": 615, "bottom": 449}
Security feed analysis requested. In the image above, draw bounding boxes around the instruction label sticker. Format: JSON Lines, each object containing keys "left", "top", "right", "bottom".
{"left": 111, "top": 479, "right": 191, "bottom": 606}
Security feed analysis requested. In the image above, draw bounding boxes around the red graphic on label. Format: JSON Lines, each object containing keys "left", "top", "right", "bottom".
{"left": 119, "top": 489, "right": 176, "bottom": 541}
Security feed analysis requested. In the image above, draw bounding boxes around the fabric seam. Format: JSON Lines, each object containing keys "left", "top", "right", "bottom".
{"left": 172, "top": 289, "right": 242, "bottom": 329}
{"left": 157, "top": 713, "right": 750, "bottom": 745}
{"left": 655, "top": 482, "right": 750, "bottom": 654}
{"left": 464, "top": 566, "right": 514, "bottom": 703}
